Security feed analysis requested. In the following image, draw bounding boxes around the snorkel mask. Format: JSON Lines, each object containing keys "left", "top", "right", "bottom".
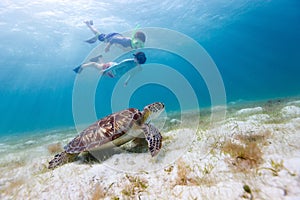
{"left": 131, "top": 38, "right": 144, "bottom": 49}
{"left": 131, "top": 25, "right": 145, "bottom": 49}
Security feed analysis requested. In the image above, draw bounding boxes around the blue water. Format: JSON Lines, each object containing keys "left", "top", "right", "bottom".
{"left": 0, "top": 0, "right": 299, "bottom": 134}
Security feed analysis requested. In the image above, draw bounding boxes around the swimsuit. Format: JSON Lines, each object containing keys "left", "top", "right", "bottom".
{"left": 102, "top": 59, "right": 136, "bottom": 78}
{"left": 102, "top": 62, "right": 117, "bottom": 78}
{"left": 98, "top": 33, "right": 120, "bottom": 42}
{"left": 109, "top": 37, "right": 132, "bottom": 48}
{"left": 98, "top": 33, "right": 132, "bottom": 48}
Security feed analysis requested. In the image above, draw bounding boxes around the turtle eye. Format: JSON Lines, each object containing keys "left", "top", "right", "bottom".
{"left": 158, "top": 102, "right": 164, "bottom": 110}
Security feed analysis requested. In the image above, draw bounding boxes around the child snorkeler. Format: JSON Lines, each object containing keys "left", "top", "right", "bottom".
{"left": 73, "top": 52, "right": 146, "bottom": 86}
{"left": 84, "top": 20, "right": 146, "bottom": 52}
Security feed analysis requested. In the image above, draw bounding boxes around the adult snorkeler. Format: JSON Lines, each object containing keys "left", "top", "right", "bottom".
{"left": 84, "top": 20, "right": 146, "bottom": 52}
{"left": 73, "top": 52, "right": 147, "bottom": 87}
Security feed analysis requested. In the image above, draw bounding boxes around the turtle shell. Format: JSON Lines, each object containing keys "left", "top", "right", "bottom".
{"left": 65, "top": 108, "right": 143, "bottom": 154}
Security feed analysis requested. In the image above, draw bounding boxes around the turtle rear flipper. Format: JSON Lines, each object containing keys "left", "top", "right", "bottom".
{"left": 141, "top": 123, "right": 162, "bottom": 157}
{"left": 48, "top": 151, "right": 78, "bottom": 169}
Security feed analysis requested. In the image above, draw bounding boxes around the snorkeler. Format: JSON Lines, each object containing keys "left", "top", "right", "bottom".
{"left": 73, "top": 52, "right": 147, "bottom": 86}
{"left": 84, "top": 20, "right": 146, "bottom": 52}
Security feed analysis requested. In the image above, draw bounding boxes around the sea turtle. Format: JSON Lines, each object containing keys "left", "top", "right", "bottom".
{"left": 48, "top": 102, "right": 164, "bottom": 169}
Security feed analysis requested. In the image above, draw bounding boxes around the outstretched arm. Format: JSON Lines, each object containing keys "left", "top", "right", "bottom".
{"left": 124, "top": 75, "right": 132, "bottom": 87}
{"left": 104, "top": 43, "right": 112, "bottom": 52}
{"left": 124, "top": 66, "right": 142, "bottom": 86}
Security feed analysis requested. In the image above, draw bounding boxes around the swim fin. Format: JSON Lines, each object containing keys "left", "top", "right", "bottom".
{"left": 85, "top": 36, "right": 98, "bottom": 44}
{"left": 89, "top": 55, "right": 103, "bottom": 62}
{"left": 73, "top": 65, "right": 82, "bottom": 74}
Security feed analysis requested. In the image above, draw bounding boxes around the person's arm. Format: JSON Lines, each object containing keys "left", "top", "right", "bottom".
{"left": 104, "top": 43, "right": 112, "bottom": 52}
{"left": 124, "top": 65, "right": 142, "bottom": 86}
{"left": 104, "top": 37, "right": 121, "bottom": 52}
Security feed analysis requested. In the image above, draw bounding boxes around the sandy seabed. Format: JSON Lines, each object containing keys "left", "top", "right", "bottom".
{"left": 1, "top": 97, "right": 300, "bottom": 200}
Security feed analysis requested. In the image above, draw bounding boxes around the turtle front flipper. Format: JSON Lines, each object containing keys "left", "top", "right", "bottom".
{"left": 141, "top": 123, "right": 162, "bottom": 157}
{"left": 48, "top": 151, "right": 78, "bottom": 169}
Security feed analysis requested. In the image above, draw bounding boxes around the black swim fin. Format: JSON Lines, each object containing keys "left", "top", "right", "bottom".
{"left": 85, "top": 36, "right": 98, "bottom": 44}
{"left": 73, "top": 65, "right": 82, "bottom": 74}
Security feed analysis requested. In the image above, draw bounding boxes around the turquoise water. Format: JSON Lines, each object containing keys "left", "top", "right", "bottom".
{"left": 0, "top": 0, "right": 300, "bottom": 134}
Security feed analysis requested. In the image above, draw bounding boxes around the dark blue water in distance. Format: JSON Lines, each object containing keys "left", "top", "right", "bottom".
{"left": 0, "top": 0, "right": 299, "bottom": 134}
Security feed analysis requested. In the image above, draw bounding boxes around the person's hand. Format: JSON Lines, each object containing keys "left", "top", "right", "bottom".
{"left": 104, "top": 46, "right": 110, "bottom": 52}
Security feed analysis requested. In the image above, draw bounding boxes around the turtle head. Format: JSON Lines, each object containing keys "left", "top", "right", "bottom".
{"left": 142, "top": 102, "right": 165, "bottom": 123}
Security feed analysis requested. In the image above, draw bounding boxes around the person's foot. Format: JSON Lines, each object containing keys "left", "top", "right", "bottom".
{"left": 83, "top": 20, "right": 93, "bottom": 26}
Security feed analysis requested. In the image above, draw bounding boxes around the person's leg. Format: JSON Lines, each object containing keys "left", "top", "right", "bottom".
{"left": 81, "top": 62, "right": 105, "bottom": 70}
{"left": 84, "top": 20, "right": 102, "bottom": 44}
{"left": 73, "top": 62, "right": 104, "bottom": 74}
{"left": 84, "top": 20, "right": 99, "bottom": 35}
